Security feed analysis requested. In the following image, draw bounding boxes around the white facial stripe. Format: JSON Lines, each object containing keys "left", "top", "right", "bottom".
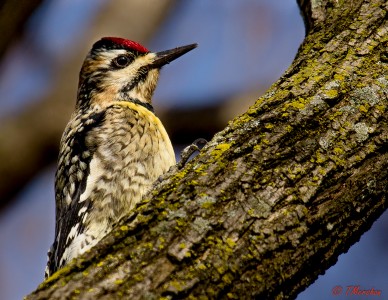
{"left": 108, "top": 53, "right": 156, "bottom": 79}
{"left": 98, "top": 50, "right": 156, "bottom": 70}
{"left": 99, "top": 49, "right": 128, "bottom": 63}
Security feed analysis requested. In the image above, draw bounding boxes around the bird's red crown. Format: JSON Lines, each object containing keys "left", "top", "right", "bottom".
{"left": 101, "top": 37, "right": 149, "bottom": 53}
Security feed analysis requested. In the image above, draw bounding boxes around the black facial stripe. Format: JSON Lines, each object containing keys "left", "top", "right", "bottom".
{"left": 121, "top": 65, "right": 150, "bottom": 93}
{"left": 110, "top": 55, "right": 134, "bottom": 69}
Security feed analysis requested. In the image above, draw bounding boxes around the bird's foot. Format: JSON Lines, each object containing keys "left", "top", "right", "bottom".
{"left": 177, "top": 138, "right": 207, "bottom": 169}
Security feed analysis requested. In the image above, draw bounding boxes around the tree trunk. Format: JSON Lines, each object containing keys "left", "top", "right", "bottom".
{"left": 27, "top": 0, "right": 388, "bottom": 299}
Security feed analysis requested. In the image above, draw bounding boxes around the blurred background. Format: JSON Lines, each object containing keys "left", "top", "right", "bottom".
{"left": 0, "top": 1, "right": 386, "bottom": 299}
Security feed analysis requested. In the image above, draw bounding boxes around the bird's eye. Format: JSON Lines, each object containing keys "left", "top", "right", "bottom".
{"left": 113, "top": 55, "right": 131, "bottom": 68}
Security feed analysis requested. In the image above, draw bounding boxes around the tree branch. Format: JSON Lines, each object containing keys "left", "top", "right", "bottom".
{"left": 27, "top": 0, "right": 388, "bottom": 299}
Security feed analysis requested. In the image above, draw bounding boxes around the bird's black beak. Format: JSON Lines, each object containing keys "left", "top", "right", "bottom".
{"left": 151, "top": 43, "right": 197, "bottom": 69}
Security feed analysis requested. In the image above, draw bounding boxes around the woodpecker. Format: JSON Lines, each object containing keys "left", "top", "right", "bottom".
{"left": 45, "top": 37, "right": 197, "bottom": 278}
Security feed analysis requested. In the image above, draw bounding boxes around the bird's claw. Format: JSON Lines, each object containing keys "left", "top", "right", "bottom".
{"left": 178, "top": 138, "right": 207, "bottom": 169}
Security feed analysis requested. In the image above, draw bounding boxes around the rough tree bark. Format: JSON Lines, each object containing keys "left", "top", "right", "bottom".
{"left": 27, "top": 0, "right": 388, "bottom": 299}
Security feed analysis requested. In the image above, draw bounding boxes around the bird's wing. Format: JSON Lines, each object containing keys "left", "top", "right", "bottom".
{"left": 47, "top": 109, "right": 106, "bottom": 275}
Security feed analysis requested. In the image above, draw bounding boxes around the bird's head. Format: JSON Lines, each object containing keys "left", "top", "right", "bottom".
{"left": 77, "top": 37, "right": 197, "bottom": 110}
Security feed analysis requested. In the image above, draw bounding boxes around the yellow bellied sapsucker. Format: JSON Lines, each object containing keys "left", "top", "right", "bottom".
{"left": 45, "top": 37, "right": 197, "bottom": 278}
